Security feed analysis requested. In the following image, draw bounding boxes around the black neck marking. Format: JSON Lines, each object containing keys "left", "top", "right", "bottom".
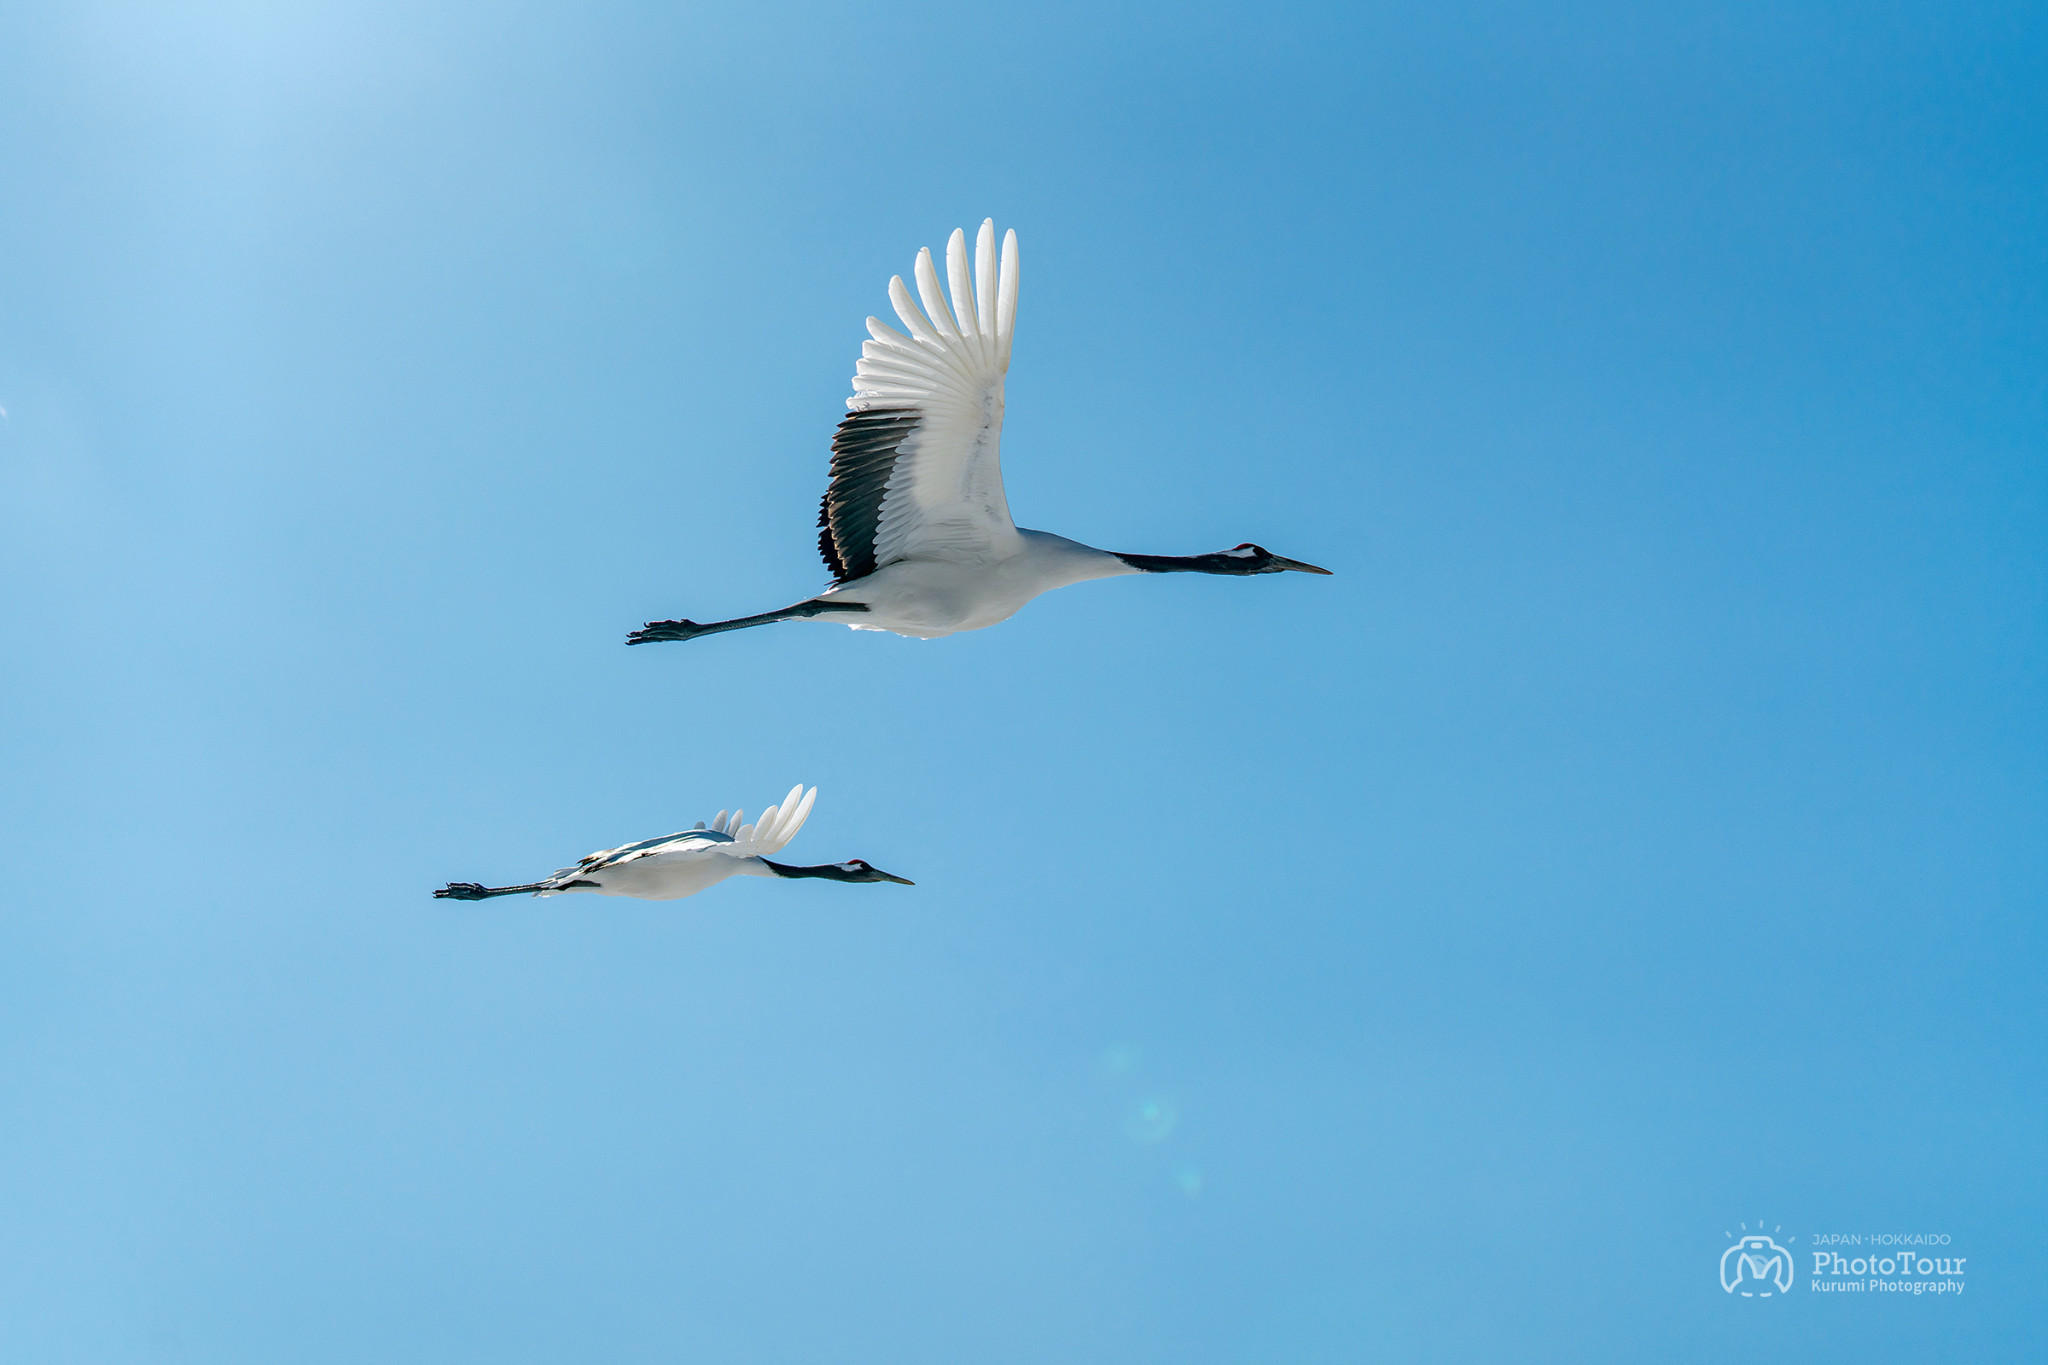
{"left": 760, "top": 859, "right": 865, "bottom": 882}
{"left": 1115, "top": 550, "right": 1271, "bottom": 576}
{"left": 758, "top": 858, "right": 911, "bottom": 885}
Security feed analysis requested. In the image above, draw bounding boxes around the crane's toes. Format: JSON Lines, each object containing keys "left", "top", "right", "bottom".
{"left": 627, "top": 618, "right": 704, "bottom": 645}
{"left": 434, "top": 882, "right": 490, "bottom": 900}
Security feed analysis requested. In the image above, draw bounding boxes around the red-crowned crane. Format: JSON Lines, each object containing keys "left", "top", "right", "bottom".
{"left": 432, "top": 785, "right": 912, "bottom": 902}
{"left": 628, "top": 220, "right": 1329, "bottom": 647}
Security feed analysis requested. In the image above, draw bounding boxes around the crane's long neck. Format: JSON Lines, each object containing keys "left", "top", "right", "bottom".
{"left": 758, "top": 859, "right": 868, "bottom": 882}
{"left": 1025, "top": 531, "right": 1329, "bottom": 579}
{"left": 1015, "top": 529, "right": 1145, "bottom": 585}
{"left": 1017, "top": 534, "right": 1289, "bottom": 584}
{"left": 1112, "top": 550, "right": 1267, "bottom": 576}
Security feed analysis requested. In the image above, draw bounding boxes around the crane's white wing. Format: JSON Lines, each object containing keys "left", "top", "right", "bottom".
{"left": 708, "top": 784, "right": 817, "bottom": 858}
{"left": 541, "top": 786, "right": 813, "bottom": 880}
{"left": 819, "top": 220, "right": 1023, "bottom": 582}
{"left": 547, "top": 828, "right": 729, "bottom": 880}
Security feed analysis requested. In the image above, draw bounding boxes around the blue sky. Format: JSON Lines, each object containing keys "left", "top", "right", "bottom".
{"left": 0, "top": 1, "right": 2042, "bottom": 1360}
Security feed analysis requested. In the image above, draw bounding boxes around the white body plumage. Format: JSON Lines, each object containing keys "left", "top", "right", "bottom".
{"left": 820, "top": 530, "right": 1136, "bottom": 639}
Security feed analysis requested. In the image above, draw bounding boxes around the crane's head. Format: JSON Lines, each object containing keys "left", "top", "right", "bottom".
{"left": 823, "top": 860, "right": 916, "bottom": 885}
{"left": 1212, "top": 543, "right": 1333, "bottom": 575}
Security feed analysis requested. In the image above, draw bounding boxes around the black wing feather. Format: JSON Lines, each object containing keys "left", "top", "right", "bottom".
{"left": 818, "top": 406, "right": 921, "bottom": 584}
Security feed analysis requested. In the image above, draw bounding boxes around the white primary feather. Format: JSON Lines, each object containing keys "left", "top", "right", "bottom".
{"left": 849, "top": 218, "right": 1023, "bottom": 569}
{"left": 713, "top": 784, "right": 816, "bottom": 858}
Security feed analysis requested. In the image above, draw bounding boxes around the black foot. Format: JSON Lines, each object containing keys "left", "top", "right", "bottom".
{"left": 627, "top": 618, "right": 706, "bottom": 645}
{"left": 434, "top": 882, "right": 490, "bottom": 900}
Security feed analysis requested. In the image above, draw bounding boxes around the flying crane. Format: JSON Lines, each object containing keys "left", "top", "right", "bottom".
{"left": 432, "top": 785, "right": 912, "bottom": 902}
{"left": 629, "top": 220, "right": 1329, "bottom": 647}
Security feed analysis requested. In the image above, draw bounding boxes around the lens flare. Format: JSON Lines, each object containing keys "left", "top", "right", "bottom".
{"left": 1124, "top": 1097, "right": 1178, "bottom": 1143}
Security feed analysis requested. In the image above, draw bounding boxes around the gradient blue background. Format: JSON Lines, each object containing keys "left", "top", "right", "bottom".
{"left": 1, "top": 2, "right": 2042, "bottom": 1359}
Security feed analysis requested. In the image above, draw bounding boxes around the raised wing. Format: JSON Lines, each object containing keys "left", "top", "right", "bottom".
{"left": 819, "top": 220, "right": 1024, "bottom": 583}
{"left": 707, "top": 784, "right": 817, "bottom": 858}
{"left": 542, "top": 785, "right": 815, "bottom": 882}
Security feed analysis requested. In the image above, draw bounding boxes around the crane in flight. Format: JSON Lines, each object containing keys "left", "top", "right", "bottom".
{"left": 628, "top": 219, "right": 1329, "bottom": 647}
{"left": 432, "top": 785, "right": 912, "bottom": 902}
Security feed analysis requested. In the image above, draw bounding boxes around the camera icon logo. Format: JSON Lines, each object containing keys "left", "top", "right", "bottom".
{"left": 1720, "top": 1229, "right": 1795, "bottom": 1297}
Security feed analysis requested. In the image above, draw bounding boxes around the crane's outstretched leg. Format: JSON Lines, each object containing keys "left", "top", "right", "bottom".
{"left": 433, "top": 879, "right": 598, "bottom": 900}
{"left": 627, "top": 599, "right": 868, "bottom": 645}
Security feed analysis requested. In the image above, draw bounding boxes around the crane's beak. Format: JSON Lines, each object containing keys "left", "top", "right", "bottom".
{"left": 873, "top": 868, "right": 916, "bottom": 885}
{"left": 1273, "top": 556, "right": 1333, "bottom": 575}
